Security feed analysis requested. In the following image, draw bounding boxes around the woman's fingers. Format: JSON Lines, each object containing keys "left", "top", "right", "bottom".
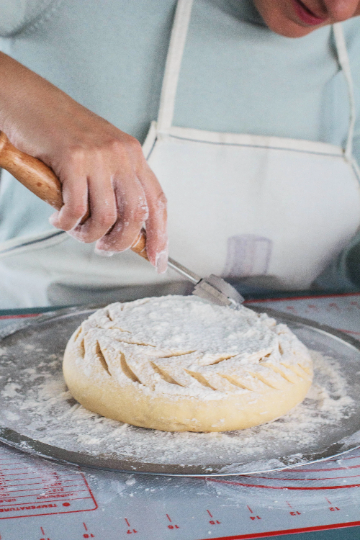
{"left": 50, "top": 153, "right": 118, "bottom": 243}
{"left": 93, "top": 137, "right": 168, "bottom": 272}
{"left": 136, "top": 160, "right": 168, "bottom": 272}
{"left": 48, "top": 148, "right": 89, "bottom": 231}
{"left": 95, "top": 171, "right": 149, "bottom": 253}
{"left": 70, "top": 170, "right": 118, "bottom": 244}
{"left": 49, "top": 176, "right": 88, "bottom": 232}
{"left": 47, "top": 133, "right": 167, "bottom": 268}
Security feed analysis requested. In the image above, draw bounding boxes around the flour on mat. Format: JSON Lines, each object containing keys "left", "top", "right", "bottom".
{"left": 0, "top": 345, "right": 354, "bottom": 469}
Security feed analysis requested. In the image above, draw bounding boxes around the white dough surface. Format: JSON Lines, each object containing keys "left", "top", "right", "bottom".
{"left": 63, "top": 296, "right": 313, "bottom": 432}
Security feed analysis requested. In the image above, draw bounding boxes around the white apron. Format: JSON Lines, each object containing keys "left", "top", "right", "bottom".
{"left": 144, "top": 0, "right": 360, "bottom": 291}
{"left": 0, "top": 0, "right": 359, "bottom": 307}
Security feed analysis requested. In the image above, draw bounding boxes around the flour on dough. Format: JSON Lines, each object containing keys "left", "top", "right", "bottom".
{"left": 63, "top": 296, "right": 313, "bottom": 432}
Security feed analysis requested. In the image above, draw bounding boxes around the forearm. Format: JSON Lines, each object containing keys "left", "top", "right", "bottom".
{"left": 0, "top": 52, "right": 83, "bottom": 158}
{"left": 0, "top": 52, "right": 32, "bottom": 132}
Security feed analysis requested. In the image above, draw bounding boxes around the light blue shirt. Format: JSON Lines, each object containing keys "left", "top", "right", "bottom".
{"left": 0, "top": 0, "right": 359, "bottom": 289}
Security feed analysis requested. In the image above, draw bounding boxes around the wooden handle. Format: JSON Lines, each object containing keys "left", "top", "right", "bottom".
{"left": 0, "top": 131, "right": 148, "bottom": 258}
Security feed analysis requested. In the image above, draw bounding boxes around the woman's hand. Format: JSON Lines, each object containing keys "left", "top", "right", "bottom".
{"left": 0, "top": 52, "right": 168, "bottom": 272}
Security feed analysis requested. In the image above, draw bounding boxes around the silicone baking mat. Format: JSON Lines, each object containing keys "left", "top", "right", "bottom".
{"left": 0, "top": 293, "right": 359, "bottom": 539}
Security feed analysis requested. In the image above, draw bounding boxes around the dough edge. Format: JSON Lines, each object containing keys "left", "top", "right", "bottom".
{"left": 63, "top": 330, "right": 313, "bottom": 432}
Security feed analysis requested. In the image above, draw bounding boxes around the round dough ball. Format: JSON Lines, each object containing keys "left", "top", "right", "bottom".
{"left": 63, "top": 296, "right": 313, "bottom": 432}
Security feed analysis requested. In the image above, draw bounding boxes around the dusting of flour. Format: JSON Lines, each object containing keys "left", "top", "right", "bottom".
{"left": 0, "top": 306, "right": 358, "bottom": 474}
{"left": 68, "top": 297, "right": 313, "bottom": 409}
{"left": 0, "top": 351, "right": 355, "bottom": 471}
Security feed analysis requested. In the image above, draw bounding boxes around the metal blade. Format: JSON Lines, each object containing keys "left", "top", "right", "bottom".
{"left": 167, "top": 258, "right": 244, "bottom": 309}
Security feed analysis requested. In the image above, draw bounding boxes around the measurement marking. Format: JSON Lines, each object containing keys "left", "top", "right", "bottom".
{"left": 207, "top": 509, "right": 221, "bottom": 526}
{"left": 40, "top": 527, "right": 45, "bottom": 534}
{"left": 35, "top": 491, "right": 90, "bottom": 501}
{"left": 0, "top": 467, "right": 31, "bottom": 472}
{"left": 0, "top": 475, "right": 44, "bottom": 482}
{"left": 0, "top": 490, "right": 89, "bottom": 503}
{"left": 0, "top": 506, "right": 91, "bottom": 521}
{"left": 0, "top": 489, "right": 87, "bottom": 508}
{"left": 0, "top": 470, "right": 79, "bottom": 478}
{"left": 247, "top": 505, "right": 261, "bottom": 521}
{"left": 0, "top": 464, "right": 79, "bottom": 477}
{"left": 166, "top": 514, "right": 180, "bottom": 530}
{"left": 325, "top": 497, "right": 340, "bottom": 512}
{"left": 0, "top": 473, "right": 80, "bottom": 481}
{"left": 0, "top": 477, "right": 83, "bottom": 484}
{"left": 0, "top": 482, "right": 86, "bottom": 493}
{"left": 0, "top": 465, "right": 97, "bottom": 519}
{"left": 0, "top": 496, "right": 94, "bottom": 508}
{"left": 0, "top": 485, "right": 48, "bottom": 492}
{"left": 4, "top": 481, "right": 87, "bottom": 490}
{"left": 286, "top": 501, "right": 301, "bottom": 516}
{"left": 125, "top": 518, "right": 138, "bottom": 535}
{"left": 83, "top": 521, "right": 96, "bottom": 538}
{"left": 0, "top": 460, "right": 29, "bottom": 464}
{"left": 0, "top": 482, "right": 54, "bottom": 492}
{"left": 0, "top": 479, "right": 82, "bottom": 488}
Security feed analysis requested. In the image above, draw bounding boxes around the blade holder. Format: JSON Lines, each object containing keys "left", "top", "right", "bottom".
{"left": 193, "top": 274, "right": 244, "bottom": 309}
{"left": 167, "top": 258, "right": 244, "bottom": 309}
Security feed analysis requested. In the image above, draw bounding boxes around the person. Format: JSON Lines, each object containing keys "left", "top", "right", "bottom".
{"left": 0, "top": 0, "right": 359, "bottom": 308}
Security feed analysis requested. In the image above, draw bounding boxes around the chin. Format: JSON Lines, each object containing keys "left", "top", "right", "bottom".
{"left": 266, "top": 18, "right": 320, "bottom": 38}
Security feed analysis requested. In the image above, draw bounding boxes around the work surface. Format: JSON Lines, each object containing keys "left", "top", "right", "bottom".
{"left": 0, "top": 292, "right": 359, "bottom": 540}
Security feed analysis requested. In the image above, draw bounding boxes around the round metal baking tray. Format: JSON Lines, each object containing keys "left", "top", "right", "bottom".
{"left": 0, "top": 304, "right": 359, "bottom": 476}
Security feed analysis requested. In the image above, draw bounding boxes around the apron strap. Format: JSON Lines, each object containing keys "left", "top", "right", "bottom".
{"left": 157, "top": 4, "right": 356, "bottom": 156}
{"left": 333, "top": 23, "right": 356, "bottom": 159}
{"left": 157, "top": 0, "right": 193, "bottom": 134}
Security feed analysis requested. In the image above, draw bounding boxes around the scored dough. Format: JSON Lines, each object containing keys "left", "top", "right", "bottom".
{"left": 63, "top": 296, "right": 313, "bottom": 432}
